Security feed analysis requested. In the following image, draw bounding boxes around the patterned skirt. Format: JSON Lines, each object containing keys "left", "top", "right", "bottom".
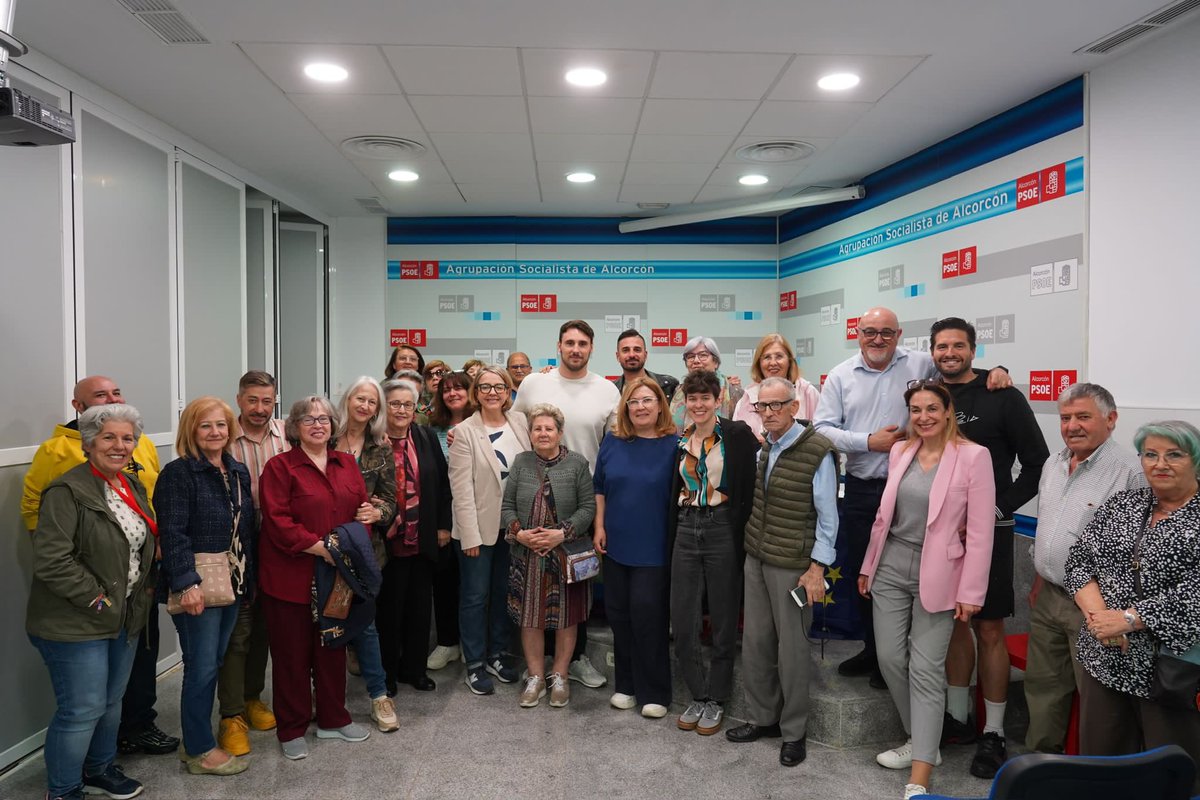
{"left": 507, "top": 543, "right": 590, "bottom": 630}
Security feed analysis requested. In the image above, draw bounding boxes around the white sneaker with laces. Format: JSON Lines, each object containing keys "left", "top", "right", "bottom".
{"left": 568, "top": 654, "right": 606, "bottom": 688}
{"left": 903, "top": 783, "right": 928, "bottom": 799}
{"left": 641, "top": 703, "right": 668, "bottom": 719}
{"left": 877, "top": 739, "right": 942, "bottom": 769}
{"left": 426, "top": 645, "right": 461, "bottom": 671}
{"left": 610, "top": 692, "right": 636, "bottom": 710}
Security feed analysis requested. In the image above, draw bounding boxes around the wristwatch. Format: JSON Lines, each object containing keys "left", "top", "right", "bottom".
{"left": 812, "top": 559, "right": 829, "bottom": 569}
{"left": 1123, "top": 610, "right": 1138, "bottom": 630}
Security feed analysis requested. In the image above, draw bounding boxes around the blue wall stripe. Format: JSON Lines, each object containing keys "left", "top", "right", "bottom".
{"left": 387, "top": 215, "right": 777, "bottom": 245}
{"left": 778, "top": 77, "right": 1084, "bottom": 243}
{"left": 387, "top": 259, "right": 776, "bottom": 280}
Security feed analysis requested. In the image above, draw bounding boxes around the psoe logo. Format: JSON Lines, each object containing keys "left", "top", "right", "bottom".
{"left": 845, "top": 317, "right": 859, "bottom": 340}
{"left": 650, "top": 329, "right": 670, "bottom": 347}
{"left": 942, "top": 251, "right": 960, "bottom": 279}
{"left": 520, "top": 294, "right": 540, "bottom": 313}
{"left": 1028, "top": 370, "right": 1053, "bottom": 401}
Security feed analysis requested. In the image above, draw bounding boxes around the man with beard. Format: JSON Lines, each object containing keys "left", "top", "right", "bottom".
{"left": 611, "top": 328, "right": 679, "bottom": 401}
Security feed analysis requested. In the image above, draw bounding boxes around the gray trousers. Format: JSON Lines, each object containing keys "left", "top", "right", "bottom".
{"left": 670, "top": 506, "right": 741, "bottom": 703}
{"left": 872, "top": 541, "right": 955, "bottom": 764}
{"left": 742, "top": 554, "right": 813, "bottom": 740}
{"left": 1024, "top": 580, "right": 1083, "bottom": 752}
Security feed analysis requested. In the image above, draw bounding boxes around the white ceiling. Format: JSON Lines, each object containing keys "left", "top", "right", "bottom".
{"left": 10, "top": 0, "right": 1181, "bottom": 218}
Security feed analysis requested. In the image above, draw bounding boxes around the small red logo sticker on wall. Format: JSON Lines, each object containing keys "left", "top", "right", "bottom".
{"left": 1029, "top": 371, "right": 1053, "bottom": 401}
{"left": 520, "top": 294, "right": 540, "bottom": 312}
{"left": 650, "top": 329, "right": 670, "bottom": 347}
{"left": 942, "top": 251, "right": 960, "bottom": 279}
{"left": 390, "top": 329, "right": 410, "bottom": 346}
{"left": 400, "top": 261, "right": 420, "bottom": 279}
{"left": 779, "top": 291, "right": 797, "bottom": 312}
{"left": 390, "top": 329, "right": 426, "bottom": 347}
{"left": 420, "top": 261, "right": 438, "bottom": 279}
{"left": 1016, "top": 173, "right": 1040, "bottom": 209}
{"left": 846, "top": 317, "right": 859, "bottom": 340}
{"left": 1041, "top": 163, "right": 1066, "bottom": 201}
{"left": 669, "top": 329, "right": 688, "bottom": 347}
{"left": 409, "top": 329, "right": 427, "bottom": 347}
{"left": 820, "top": 374, "right": 828, "bottom": 389}
{"left": 541, "top": 295, "right": 557, "bottom": 313}
{"left": 959, "top": 246, "right": 977, "bottom": 276}
{"left": 1052, "top": 370, "right": 1077, "bottom": 399}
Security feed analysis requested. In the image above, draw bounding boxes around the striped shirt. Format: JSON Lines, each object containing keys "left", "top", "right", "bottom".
{"left": 1033, "top": 437, "right": 1146, "bottom": 586}
{"left": 678, "top": 422, "right": 727, "bottom": 508}
{"left": 231, "top": 418, "right": 290, "bottom": 508}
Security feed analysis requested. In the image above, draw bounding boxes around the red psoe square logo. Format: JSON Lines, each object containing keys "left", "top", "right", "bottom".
{"left": 959, "top": 246, "right": 977, "bottom": 276}
{"left": 1016, "top": 173, "right": 1040, "bottom": 209}
{"left": 1041, "top": 163, "right": 1066, "bottom": 201}
{"left": 390, "top": 329, "right": 410, "bottom": 346}
{"left": 779, "top": 292, "right": 790, "bottom": 312}
{"left": 669, "top": 329, "right": 688, "bottom": 347}
{"left": 520, "top": 294, "right": 540, "bottom": 313}
{"left": 540, "top": 294, "right": 557, "bottom": 313}
{"left": 650, "top": 329, "right": 670, "bottom": 347}
{"left": 409, "top": 329, "right": 427, "bottom": 347}
{"left": 1029, "top": 371, "right": 1053, "bottom": 401}
{"left": 820, "top": 374, "right": 828, "bottom": 389}
{"left": 399, "top": 261, "right": 420, "bottom": 280}
{"left": 942, "top": 250, "right": 960, "bottom": 279}
{"left": 1052, "top": 370, "right": 1077, "bottom": 400}
{"left": 846, "top": 317, "right": 859, "bottom": 340}
{"left": 420, "top": 261, "right": 439, "bottom": 279}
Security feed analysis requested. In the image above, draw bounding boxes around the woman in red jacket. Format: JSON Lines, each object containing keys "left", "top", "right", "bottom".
{"left": 259, "top": 396, "right": 378, "bottom": 761}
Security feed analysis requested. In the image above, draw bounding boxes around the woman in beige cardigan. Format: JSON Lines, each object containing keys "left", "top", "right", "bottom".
{"left": 448, "top": 365, "right": 531, "bottom": 696}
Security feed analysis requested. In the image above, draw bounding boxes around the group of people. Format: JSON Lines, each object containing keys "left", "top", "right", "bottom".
{"left": 20, "top": 308, "right": 1200, "bottom": 800}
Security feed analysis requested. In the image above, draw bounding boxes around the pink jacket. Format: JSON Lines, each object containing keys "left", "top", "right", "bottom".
{"left": 860, "top": 438, "right": 996, "bottom": 612}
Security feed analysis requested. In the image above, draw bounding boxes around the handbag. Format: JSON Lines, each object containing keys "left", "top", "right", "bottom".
{"left": 558, "top": 536, "right": 600, "bottom": 584}
{"left": 166, "top": 470, "right": 243, "bottom": 615}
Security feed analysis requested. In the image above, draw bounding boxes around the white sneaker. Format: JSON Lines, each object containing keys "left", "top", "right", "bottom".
{"left": 903, "top": 784, "right": 929, "bottom": 799}
{"left": 877, "top": 739, "right": 942, "bottom": 769}
{"left": 641, "top": 703, "right": 668, "bottom": 719}
{"left": 567, "top": 654, "right": 607, "bottom": 688}
{"left": 610, "top": 692, "right": 636, "bottom": 710}
{"left": 426, "top": 645, "right": 461, "bottom": 671}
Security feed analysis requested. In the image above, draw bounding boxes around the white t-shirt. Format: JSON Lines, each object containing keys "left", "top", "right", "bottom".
{"left": 485, "top": 422, "right": 523, "bottom": 490}
{"left": 512, "top": 369, "right": 619, "bottom": 471}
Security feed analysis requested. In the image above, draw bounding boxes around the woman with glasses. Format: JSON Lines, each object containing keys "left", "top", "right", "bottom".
{"left": 669, "top": 336, "right": 744, "bottom": 432}
{"left": 376, "top": 379, "right": 452, "bottom": 700}
{"left": 593, "top": 377, "right": 679, "bottom": 719}
{"left": 734, "top": 334, "right": 821, "bottom": 440}
{"left": 332, "top": 378, "right": 398, "bottom": 732}
{"left": 385, "top": 345, "right": 425, "bottom": 381}
{"left": 857, "top": 381, "right": 995, "bottom": 800}
{"left": 1064, "top": 420, "right": 1200, "bottom": 789}
{"left": 259, "top": 397, "right": 373, "bottom": 760}
{"left": 421, "top": 361, "right": 450, "bottom": 416}
{"left": 449, "top": 366, "right": 531, "bottom": 695}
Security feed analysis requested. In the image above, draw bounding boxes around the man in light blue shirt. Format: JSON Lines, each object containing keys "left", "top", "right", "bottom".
{"left": 727, "top": 377, "right": 838, "bottom": 767}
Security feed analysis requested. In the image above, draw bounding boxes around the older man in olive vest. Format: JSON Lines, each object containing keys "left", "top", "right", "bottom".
{"left": 725, "top": 377, "right": 839, "bottom": 767}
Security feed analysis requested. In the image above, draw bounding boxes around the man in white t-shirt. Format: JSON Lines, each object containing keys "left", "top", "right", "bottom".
{"left": 512, "top": 319, "right": 620, "bottom": 689}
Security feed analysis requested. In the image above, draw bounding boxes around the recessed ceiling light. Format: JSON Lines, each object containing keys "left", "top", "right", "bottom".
{"left": 388, "top": 169, "right": 419, "bottom": 182}
{"left": 739, "top": 174, "right": 769, "bottom": 186}
{"left": 817, "top": 72, "right": 860, "bottom": 91}
{"left": 566, "top": 172, "right": 596, "bottom": 184}
{"left": 304, "top": 62, "right": 349, "bottom": 83}
{"left": 565, "top": 67, "right": 607, "bottom": 87}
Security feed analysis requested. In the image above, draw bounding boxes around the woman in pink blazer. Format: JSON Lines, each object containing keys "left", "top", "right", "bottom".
{"left": 857, "top": 381, "right": 995, "bottom": 800}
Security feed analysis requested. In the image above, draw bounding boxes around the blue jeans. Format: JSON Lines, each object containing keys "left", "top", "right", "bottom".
{"left": 172, "top": 603, "right": 239, "bottom": 756}
{"left": 349, "top": 622, "right": 388, "bottom": 699}
{"left": 455, "top": 538, "right": 511, "bottom": 668}
{"left": 30, "top": 630, "right": 139, "bottom": 798}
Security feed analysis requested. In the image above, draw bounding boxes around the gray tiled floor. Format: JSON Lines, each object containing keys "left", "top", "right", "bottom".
{"left": 2, "top": 654, "right": 1013, "bottom": 800}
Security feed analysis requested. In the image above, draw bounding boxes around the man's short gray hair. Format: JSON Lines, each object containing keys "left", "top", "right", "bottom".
{"left": 1057, "top": 383, "right": 1116, "bottom": 417}
{"left": 79, "top": 404, "right": 144, "bottom": 449}
{"left": 758, "top": 377, "right": 797, "bottom": 401}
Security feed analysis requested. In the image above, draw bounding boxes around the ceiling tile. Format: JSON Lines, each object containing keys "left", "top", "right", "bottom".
{"left": 532, "top": 133, "right": 633, "bottom": 162}
{"left": 537, "top": 161, "right": 625, "bottom": 188}
{"left": 769, "top": 54, "right": 926, "bottom": 102}
{"left": 744, "top": 101, "right": 874, "bottom": 138}
{"left": 623, "top": 162, "right": 716, "bottom": 184}
{"left": 351, "top": 157, "right": 455, "bottom": 185}
{"left": 381, "top": 46, "right": 522, "bottom": 95}
{"left": 637, "top": 99, "right": 758, "bottom": 136}
{"left": 290, "top": 93, "right": 422, "bottom": 135}
{"left": 541, "top": 184, "right": 621, "bottom": 205}
{"left": 408, "top": 95, "right": 530, "bottom": 133}
{"left": 618, "top": 184, "right": 702, "bottom": 204}
{"left": 527, "top": 97, "right": 643, "bottom": 134}
{"left": 240, "top": 43, "right": 401, "bottom": 94}
{"left": 629, "top": 134, "right": 736, "bottom": 163}
{"left": 458, "top": 182, "right": 541, "bottom": 204}
{"left": 428, "top": 132, "right": 533, "bottom": 163}
{"left": 442, "top": 158, "right": 537, "bottom": 183}
{"left": 706, "top": 162, "right": 808, "bottom": 186}
{"left": 521, "top": 49, "right": 654, "bottom": 98}
{"left": 650, "top": 51, "right": 790, "bottom": 100}
{"left": 374, "top": 183, "right": 465, "bottom": 207}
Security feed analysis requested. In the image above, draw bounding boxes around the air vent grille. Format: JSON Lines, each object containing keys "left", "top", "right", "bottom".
{"left": 114, "top": 0, "right": 210, "bottom": 44}
{"left": 340, "top": 136, "right": 427, "bottom": 160}
{"left": 1076, "top": 0, "right": 1200, "bottom": 54}
{"left": 356, "top": 197, "right": 389, "bottom": 215}
{"left": 735, "top": 140, "right": 816, "bottom": 164}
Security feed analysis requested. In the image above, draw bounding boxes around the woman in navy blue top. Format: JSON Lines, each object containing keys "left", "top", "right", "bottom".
{"left": 156, "top": 396, "right": 255, "bottom": 776}
{"left": 593, "top": 377, "right": 679, "bottom": 719}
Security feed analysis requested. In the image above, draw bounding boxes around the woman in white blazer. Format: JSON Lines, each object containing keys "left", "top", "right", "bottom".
{"left": 448, "top": 365, "right": 530, "bottom": 696}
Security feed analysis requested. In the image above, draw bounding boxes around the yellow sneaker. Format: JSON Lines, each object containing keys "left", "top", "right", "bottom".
{"left": 218, "top": 715, "right": 251, "bottom": 756}
{"left": 244, "top": 699, "right": 277, "bottom": 731}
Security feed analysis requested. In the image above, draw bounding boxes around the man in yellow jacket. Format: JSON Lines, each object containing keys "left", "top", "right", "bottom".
{"left": 21, "top": 375, "right": 179, "bottom": 756}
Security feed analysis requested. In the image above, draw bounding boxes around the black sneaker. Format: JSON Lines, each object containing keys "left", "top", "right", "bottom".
{"left": 82, "top": 765, "right": 143, "bottom": 799}
{"left": 970, "top": 731, "right": 1007, "bottom": 778}
{"left": 940, "top": 711, "right": 978, "bottom": 746}
{"left": 117, "top": 723, "right": 179, "bottom": 756}
{"left": 837, "top": 647, "right": 877, "bottom": 677}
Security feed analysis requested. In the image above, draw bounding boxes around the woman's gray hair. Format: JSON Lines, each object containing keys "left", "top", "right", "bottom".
{"left": 1134, "top": 420, "right": 1200, "bottom": 478}
{"left": 1057, "top": 382, "right": 1116, "bottom": 417}
{"left": 526, "top": 403, "right": 564, "bottom": 433}
{"left": 682, "top": 335, "right": 721, "bottom": 367}
{"left": 335, "top": 376, "right": 389, "bottom": 447}
{"left": 395, "top": 369, "right": 425, "bottom": 388}
{"left": 79, "top": 404, "right": 144, "bottom": 449}
{"left": 283, "top": 395, "right": 338, "bottom": 445}
{"left": 758, "top": 376, "right": 797, "bottom": 400}
{"left": 381, "top": 378, "right": 421, "bottom": 403}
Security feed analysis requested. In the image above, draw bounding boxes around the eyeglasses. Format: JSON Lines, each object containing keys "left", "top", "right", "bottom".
{"left": 860, "top": 328, "right": 898, "bottom": 341}
{"left": 299, "top": 415, "right": 331, "bottom": 427}
{"left": 508, "top": 364, "right": 532, "bottom": 372}
{"left": 751, "top": 400, "right": 792, "bottom": 413}
{"left": 907, "top": 378, "right": 944, "bottom": 391}
{"left": 1141, "top": 449, "right": 1190, "bottom": 465}
{"left": 426, "top": 369, "right": 448, "bottom": 378}
{"left": 387, "top": 401, "right": 416, "bottom": 411}
{"left": 477, "top": 384, "right": 508, "bottom": 395}
{"left": 626, "top": 397, "right": 659, "bottom": 408}
{"left": 684, "top": 351, "right": 713, "bottom": 362}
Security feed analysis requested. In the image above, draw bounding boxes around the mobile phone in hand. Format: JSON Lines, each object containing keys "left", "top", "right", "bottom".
{"left": 790, "top": 585, "right": 807, "bottom": 608}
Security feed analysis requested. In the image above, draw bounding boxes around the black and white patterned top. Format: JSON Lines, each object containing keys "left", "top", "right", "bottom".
{"left": 1064, "top": 487, "right": 1200, "bottom": 698}
{"left": 104, "top": 482, "right": 148, "bottom": 598}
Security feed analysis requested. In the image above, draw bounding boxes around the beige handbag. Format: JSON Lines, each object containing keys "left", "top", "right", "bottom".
{"left": 166, "top": 551, "right": 237, "bottom": 614}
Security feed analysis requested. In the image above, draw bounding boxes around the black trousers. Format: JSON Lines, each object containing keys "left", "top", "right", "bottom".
{"left": 843, "top": 475, "right": 887, "bottom": 652}
{"left": 605, "top": 558, "right": 671, "bottom": 706}
{"left": 377, "top": 555, "right": 434, "bottom": 684}
{"left": 432, "top": 543, "right": 460, "bottom": 647}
